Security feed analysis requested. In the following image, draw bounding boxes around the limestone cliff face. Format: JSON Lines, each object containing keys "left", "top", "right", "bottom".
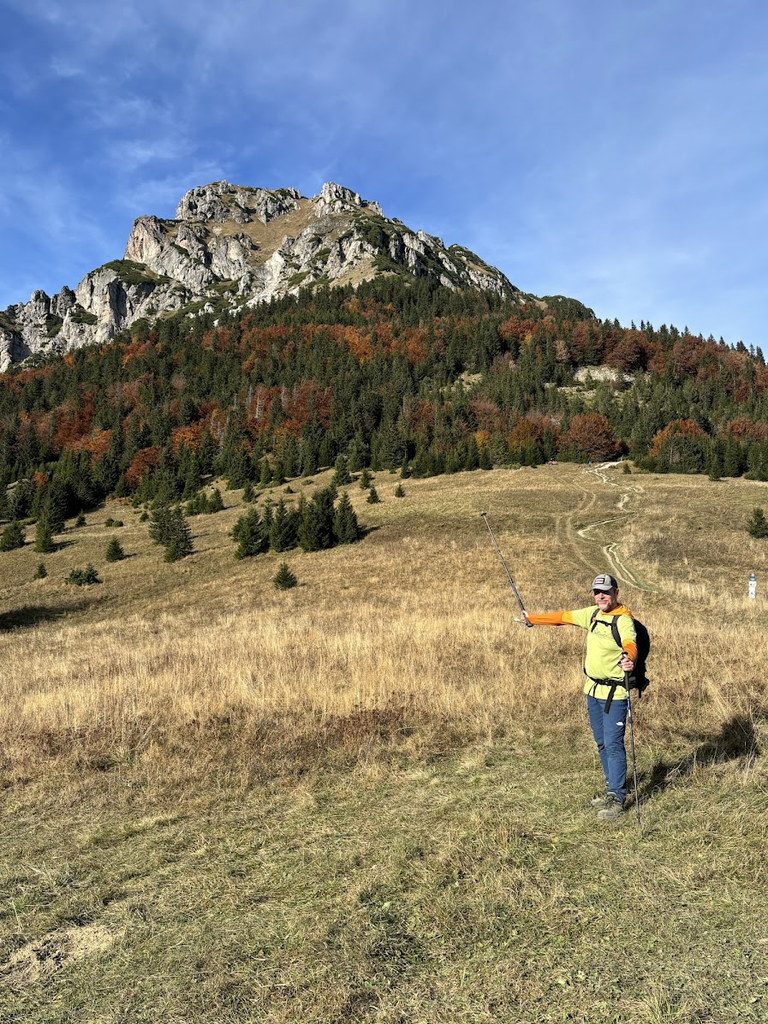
{"left": 0, "top": 181, "right": 524, "bottom": 370}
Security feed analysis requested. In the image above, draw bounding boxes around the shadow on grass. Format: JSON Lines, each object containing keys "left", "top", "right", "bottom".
{"left": 642, "top": 714, "right": 761, "bottom": 803}
{"left": 358, "top": 524, "right": 381, "bottom": 540}
{"left": 52, "top": 539, "right": 80, "bottom": 550}
{"left": 0, "top": 602, "right": 88, "bottom": 631}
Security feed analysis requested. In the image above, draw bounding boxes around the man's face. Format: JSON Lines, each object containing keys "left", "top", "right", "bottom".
{"left": 593, "top": 587, "right": 619, "bottom": 612}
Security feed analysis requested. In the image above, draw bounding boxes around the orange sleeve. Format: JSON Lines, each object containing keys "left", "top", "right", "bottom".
{"left": 526, "top": 610, "right": 575, "bottom": 626}
{"left": 623, "top": 638, "right": 638, "bottom": 661}
{"left": 616, "top": 605, "right": 638, "bottom": 661}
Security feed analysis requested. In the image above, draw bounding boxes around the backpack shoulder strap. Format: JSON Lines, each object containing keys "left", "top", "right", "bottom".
{"left": 593, "top": 610, "right": 626, "bottom": 651}
{"left": 609, "top": 614, "right": 622, "bottom": 649}
{"left": 589, "top": 610, "right": 622, "bottom": 649}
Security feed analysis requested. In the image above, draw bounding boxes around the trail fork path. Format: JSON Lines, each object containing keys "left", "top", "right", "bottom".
{"left": 555, "top": 464, "right": 656, "bottom": 592}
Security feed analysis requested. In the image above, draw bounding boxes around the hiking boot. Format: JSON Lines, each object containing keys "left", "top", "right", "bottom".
{"left": 590, "top": 791, "right": 612, "bottom": 809}
{"left": 597, "top": 794, "right": 625, "bottom": 821}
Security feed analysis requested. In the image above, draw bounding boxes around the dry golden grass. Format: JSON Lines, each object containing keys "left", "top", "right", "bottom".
{"left": 3, "top": 463, "right": 768, "bottom": 1022}
{"left": 1, "top": 463, "right": 766, "bottom": 790}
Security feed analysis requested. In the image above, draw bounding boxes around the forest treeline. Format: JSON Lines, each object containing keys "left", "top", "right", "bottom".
{"left": 1, "top": 276, "right": 767, "bottom": 523}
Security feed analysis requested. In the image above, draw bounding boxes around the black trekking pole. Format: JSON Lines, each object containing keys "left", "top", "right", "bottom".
{"left": 625, "top": 671, "right": 641, "bottom": 829}
{"left": 480, "top": 511, "right": 532, "bottom": 626}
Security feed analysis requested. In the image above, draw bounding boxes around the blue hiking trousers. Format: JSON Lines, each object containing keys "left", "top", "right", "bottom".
{"left": 586, "top": 694, "right": 627, "bottom": 804}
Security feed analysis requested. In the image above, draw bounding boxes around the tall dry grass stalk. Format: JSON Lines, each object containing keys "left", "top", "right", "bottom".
{"left": 1, "top": 464, "right": 766, "bottom": 786}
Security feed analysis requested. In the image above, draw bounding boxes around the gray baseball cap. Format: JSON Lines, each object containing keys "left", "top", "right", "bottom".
{"left": 592, "top": 573, "right": 618, "bottom": 591}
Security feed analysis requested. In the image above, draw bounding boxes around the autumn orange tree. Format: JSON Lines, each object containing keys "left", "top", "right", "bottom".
{"left": 561, "top": 413, "right": 620, "bottom": 462}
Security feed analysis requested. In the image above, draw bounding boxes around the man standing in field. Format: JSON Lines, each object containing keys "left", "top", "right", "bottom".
{"left": 523, "top": 573, "right": 637, "bottom": 821}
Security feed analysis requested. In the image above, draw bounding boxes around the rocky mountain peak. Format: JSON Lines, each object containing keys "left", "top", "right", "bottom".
{"left": 0, "top": 181, "right": 527, "bottom": 371}
{"left": 174, "top": 181, "right": 303, "bottom": 225}
{"left": 314, "top": 182, "right": 383, "bottom": 217}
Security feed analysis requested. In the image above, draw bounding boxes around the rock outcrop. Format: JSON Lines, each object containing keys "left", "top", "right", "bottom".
{"left": 0, "top": 181, "right": 526, "bottom": 371}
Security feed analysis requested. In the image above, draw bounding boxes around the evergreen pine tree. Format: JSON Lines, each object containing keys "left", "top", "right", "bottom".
{"left": 722, "top": 436, "right": 744, "bottom": 477}
{"left": 34, "top": 513, "right": 55, "bottom": 553}
{"left": 333, "top": 491, "right": 360, "bottom": 544}
{"left": 332, "top": 455, "right": 352, "bottom": 487}
{"left": 259, "top": 459, "right": 273, "bottom": 488}
{"left": 34, "top": 561, "right": 47, "bottom": 580}
{"left": 747, "top": 507, "right": 768, "bottom": 539}
{"left": 152, "top": 468, "right": 180, "bottom": 507}
{"left": 163, "top": 507, "right": 194, "bottom": 562}
{"left": 281, "top": 435, "right": 300, "bottom": 478}
{"left": 298, "top": 488, "right": 334, "bottom": 551}
{"left": 269, "top": 498, "right": 299, "bottom": 552}
{"left": 149, "top": 505, "right": 173, "bottom": 546}
{"left": 394, "top": 482, "right": 405, "bottom": 497}
{"left": 318, "top": 434, "right": 335, "bottom": 469}
{"left": 182, "top": 464, "right": 202, "bottom": 499}
{"left": 208, "top": 488, "right": 225, "bottom": 512}
{"left": 463, "top": 436, "right": 480, "bottom": 470}
{"left": 106, "top": 537, "right": 125, "bottom": 561}
{"left": 445, "top": 450, "right": 462, "bottom": 474}
{"left": 8, "top": 479, "right": 34, "bottom": 521}
{"left": 262, "top": 497, "right": 275, "bottom": 535}
{"left": 0, "top": 520, "right": 25, "bottom": 551}
{"left": 83, "top": 564, "right": 100, "bottom": 584}
{"left": 149, "top": 504, "right": 192, "bottom": 559}
{"left": 232, "top": 508, "right": 268, "bottom": 558}
{"left": 301, "top": 435, "right": 319, "bottom": 476}
{"left": 44, "top": 480, "right": 69, "bottom": 533}
{"left": 347, "top": 445, "right": 363, "bottom": 474}
{"left": 66, "top": 563, "right": 101, "bottom": 585}
{"left": 273, "top": 562, "right": 298, "bottom": 590}
{"left": 707, "top": 442, "right": 724, "bottom": 481}
{"left": 366, "top": 485, "right": 380, "bottom": 504}
{"left": 185, "top": 492, "right": 208, "bottom": 516}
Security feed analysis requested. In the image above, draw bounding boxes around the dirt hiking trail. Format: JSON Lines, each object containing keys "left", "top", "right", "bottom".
{"left": 554, "top": 462, "right": 657, "bottom": 593}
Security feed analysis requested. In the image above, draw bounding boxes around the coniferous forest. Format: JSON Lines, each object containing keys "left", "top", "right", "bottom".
{"left": 1, "top": 276, "right": 768, "bottom": 533}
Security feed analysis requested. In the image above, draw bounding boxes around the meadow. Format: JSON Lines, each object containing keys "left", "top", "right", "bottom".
{"left": 1, "top": 462, "right": 767, "bottom": 1023}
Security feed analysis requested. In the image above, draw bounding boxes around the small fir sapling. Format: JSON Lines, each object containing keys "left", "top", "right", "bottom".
{"left": 747, "top": 506, "right": 768, "bottom": 539}
{"left": 66, "top": 563, "right": 101, "bottom": 585}
{"left": 105, "top": 537, "right": 125, "bottom": 561}
{"left": 273, "top": 562, "right": 298, "bottom": 590}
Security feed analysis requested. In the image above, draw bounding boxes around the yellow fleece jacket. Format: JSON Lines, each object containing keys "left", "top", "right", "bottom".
{"left": 526, "top": 605, "right": 638, "bottom": 701}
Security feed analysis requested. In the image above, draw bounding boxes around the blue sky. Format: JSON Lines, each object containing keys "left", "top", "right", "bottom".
{"left": 1, "top": 0, "right": 767, "bottom": 347}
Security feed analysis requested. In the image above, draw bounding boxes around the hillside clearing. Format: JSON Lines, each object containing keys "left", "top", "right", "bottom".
{"left": 1, "top": 464, "right": 767, "bottom": 1022}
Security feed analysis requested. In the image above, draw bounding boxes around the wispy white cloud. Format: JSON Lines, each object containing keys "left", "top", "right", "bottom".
{"left": 0, "top": 132, "right": 118, "bottom": 302}
{"left": 116, "top": 162, "right": 228, "bottom": 219}
{"left": 0, "top": 0, "right": 766, "bottom": 344}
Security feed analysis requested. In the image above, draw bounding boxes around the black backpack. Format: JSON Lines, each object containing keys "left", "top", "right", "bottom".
{"left": 589, "top": 610, "right": 650, "bottom": 697}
